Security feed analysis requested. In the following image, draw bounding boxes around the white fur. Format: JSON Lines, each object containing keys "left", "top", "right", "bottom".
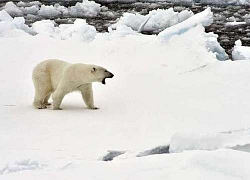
{"left": 32, "top": 59, "right": 113, "bottom": 110}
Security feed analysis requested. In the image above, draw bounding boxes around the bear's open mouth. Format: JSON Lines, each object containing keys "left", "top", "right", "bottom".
{"left": 102, "top": 78, "right": 106, "bottom": 84}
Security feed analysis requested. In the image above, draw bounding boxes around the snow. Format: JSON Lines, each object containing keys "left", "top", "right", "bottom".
{"left": 112, "top": 8, "right": 194, "bottom": 33}
{"left": 232, "top": 40, "right": 250, "bottom": 60}
{"left": 1, "top": 5, "right": 250, "bottom": 180}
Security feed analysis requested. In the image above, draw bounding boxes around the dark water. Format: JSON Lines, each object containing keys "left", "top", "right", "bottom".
{"left": 1, "top": 1, "right": 250, "bottom": 58}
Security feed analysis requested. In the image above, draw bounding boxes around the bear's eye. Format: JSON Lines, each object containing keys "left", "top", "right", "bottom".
{"left": 104, "top": 70, "right": 108, "bottom": 72}
{"left": 93, "top": 67, "right": 96, "bottom": 71}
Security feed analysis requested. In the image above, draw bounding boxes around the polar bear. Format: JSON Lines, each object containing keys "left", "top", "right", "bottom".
{"left": 32, "top": 59, "right": 114, "bottom": 110}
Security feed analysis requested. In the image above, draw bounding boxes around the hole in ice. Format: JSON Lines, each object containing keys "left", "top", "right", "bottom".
{"left": 136, "top": 145, "right": 170, "bottom": 157}
{"left": 231, "top": 144, "right": 250, "bottom": 153}
{"left": 102, "top": 150, "right": 126, "bottom": 161}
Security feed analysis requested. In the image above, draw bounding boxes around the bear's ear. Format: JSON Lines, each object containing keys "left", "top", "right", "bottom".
{"left": 91, "top": 67, "right": 96, "bottom": 73}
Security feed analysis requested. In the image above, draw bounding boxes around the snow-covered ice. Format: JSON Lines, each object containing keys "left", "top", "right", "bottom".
{"left": 1, "top": 4, "right": 250, "bottom": 180}
{"left": 232, "top": 40, "right": 250, "bottom": 60}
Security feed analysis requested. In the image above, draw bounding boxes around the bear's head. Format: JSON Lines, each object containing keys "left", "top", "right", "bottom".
{"left": 90, "top": 65, "right": 114, "bottom": 84}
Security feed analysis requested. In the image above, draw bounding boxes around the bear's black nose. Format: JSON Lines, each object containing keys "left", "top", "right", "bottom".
{"left": 110, "top": 73, "right": 114, "bottom": 78}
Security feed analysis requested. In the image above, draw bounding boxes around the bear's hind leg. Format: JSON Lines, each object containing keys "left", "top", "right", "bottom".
{"left": 43, "top": 92, "right": 52, "bottom": 106}
{"left": 33, "top": 91, "right": 48, "bottom": 109}
{"left": 33, "top": 72, "right": 51, "bottom": 109}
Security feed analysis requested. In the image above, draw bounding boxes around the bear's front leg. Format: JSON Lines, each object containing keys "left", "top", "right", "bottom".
{"left": 52, "top": 90, "right": 66, "bottom": 110}
{"left": 78, "top": 84, "right": 98, "bottom": 110}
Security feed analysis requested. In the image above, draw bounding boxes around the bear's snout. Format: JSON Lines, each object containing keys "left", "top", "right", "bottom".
{"left": 106, "top": 71, "right": 114, "bottom": 78}
{"left": 109, "top": 73, "right": 114, "bottom": 78}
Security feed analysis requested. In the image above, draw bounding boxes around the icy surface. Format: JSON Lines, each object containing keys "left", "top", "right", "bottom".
{"left": 112, "top": 8, "right": 194, "bottom": 33}
{"left": 1, "top": 6, "right": 250, "bottom": 179}
{"left": 232, "top": 40, "right": 250, "bottom": 60}
{"left": 170, "top": 129, "right": 250, "bottom": 153}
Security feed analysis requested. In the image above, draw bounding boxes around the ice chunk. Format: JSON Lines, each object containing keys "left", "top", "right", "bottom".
{"left": 232, "top": 40, "right": 250, "bottom": 60}
{"left": 12, "top": 17, "right": 35, "bottom": 34}
{"left": 38, "top": 5, "right": 61, "bottom": 18}
{"left": 32, "top": 19, "right": 96, "bottom": 42}
{"left": 225, "top": 21, "right": 246, "bottom": 26}
{"left": 204, "top": 31, "right": 228, "bottom": 60}
{"left": 4, "top": 2, "right": 23, "bottom": 17}
{"left": 0, "top": 10, "right": 35, "bottom": 36}
{"left": 32, "top": 20, "right": 56, "bottom": 36}
{"left": 69, "top": 0, "right": 101, "bottom": 17}
{"left": 112, "top": 8, "right": 193, "bottom": 33}
{"left": 159, "top": 7, "right": 213, "bottom": 41}
{"left": 54, "top": 4, "right": 69, "bottom": 17}
{"left": 17, "top": 1, "right": 42, "bottom": 7}
{"left": 59, "top": 19, "right": 96, "bottom": 42}
{"left": 21, "top": 5, "right": 39, "bottom": 15}
{"left": 0, "top": 10, "right": 13, "bottom": 22}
